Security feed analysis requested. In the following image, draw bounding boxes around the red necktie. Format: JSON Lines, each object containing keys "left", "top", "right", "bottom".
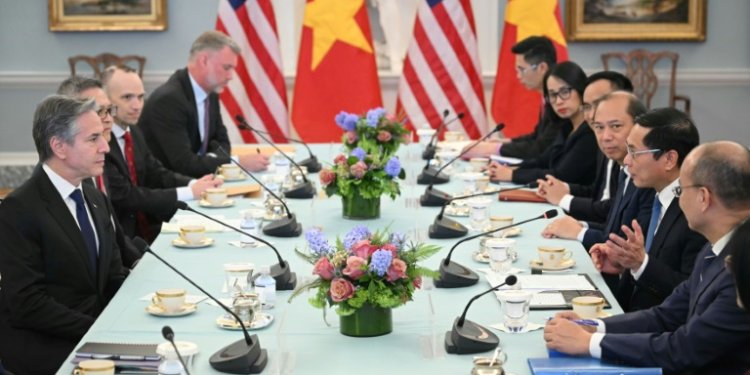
{"left": 95, "top": 175, "right": 107, "bottom": 195}
{"left": 123, "top": 131, "right": 138, "bottom": 185}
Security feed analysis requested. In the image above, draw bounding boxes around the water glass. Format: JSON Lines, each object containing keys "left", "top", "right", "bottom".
{"left": 468, "top": 197, "right": 492, "bottom": 231}
{"left": 498, "top": 290, "right": 532, "bottom": 332}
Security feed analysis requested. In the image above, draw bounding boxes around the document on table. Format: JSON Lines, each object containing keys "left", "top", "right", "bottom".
{"left": 485, "top": 273, "right": 605, "bottom": 309}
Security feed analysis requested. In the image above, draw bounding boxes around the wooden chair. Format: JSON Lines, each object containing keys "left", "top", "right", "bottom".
{"left": 68, "top": 53, "right": 146, "bottom": 79}
{"left": 601, "top": 49, "right": 691, "bottom": 114}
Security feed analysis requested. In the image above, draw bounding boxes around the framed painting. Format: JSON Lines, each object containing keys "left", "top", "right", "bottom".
{"left": 49, "top": 0, "right": 167, "bottom": 32}
{"left": 565, "top": 0, "right": 706, "bottom": 41}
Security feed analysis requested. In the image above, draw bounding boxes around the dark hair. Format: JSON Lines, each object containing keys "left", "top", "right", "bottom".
{"left": 633, "top": 108, "right": 699, "bottom": 167}
{"left": 56, "top": 75, "right": 103, "bottom": 97}
{"left": 542, "top": 61, "right": 587, "bottom": 122}
{"left": 728, "top": 217, "right": 750, "bottom": 310}
{"left": 586, "top": 71, "right": 634, "bottom": 92}
{"left": 511, "top": 36, "right": 556, "bottom": 68}
{"left": 33, "top": 95, "right": 97, "bottom": 162}
{"left": 691, "top": 143, "right": 750, "bottom": 209}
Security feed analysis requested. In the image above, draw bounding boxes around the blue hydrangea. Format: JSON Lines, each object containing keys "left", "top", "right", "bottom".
{"left": 384, "top": 156, "right": 401, "bottom": 178}
{"left": 351, "top": 147, "right": 366, "bottom": 161}
{"left": 343, "top": 114, "right": 359, "bottom": 132}
{"left": 389, "top": 232, "right": 406, "bottom": 248}
{"left": 365, "top": 108, "right": 386, "bottom": 127}
{"left": 369, "top": 249, "right": 392, "bottom": 276}
{"left": 343, "top": 225, "right": 370, "bottom": 249}
{"left": 334, "top": 111, "right": 349, "bottom": 128}
{"left": 304, "top": 228, "right": 333, "bottom": 256}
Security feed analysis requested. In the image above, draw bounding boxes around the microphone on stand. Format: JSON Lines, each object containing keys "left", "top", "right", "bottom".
{"left": 215, "top": 145, "right": 302, "bottom": 237}
{"left": 133, "top": 238, "right": 267, "bottom": 374}
{"left": 422, "top": 110, "right": 465, "bottom": 161}
{"left": 435, "top": 209, "right": 558, "bottom": 288}
{"left": 175, "top": 201, "right": 297, "bottom": 290}
{"left": 161, "top": 326, "right": 191, "bottom": 375}
{"left": 419, "top": 124, "right": 505, "bottom": 206}
{"left": 234, "top": 115, "right": 322, "bottom": 173}
{"left": 445, "top": 275, "right": 518, "bottom": 354}
{"left": 234, "top": 116, "right": 315, "bottom": 199}
{"left": 428, "top": 182, "right": 539, "bottom": 239}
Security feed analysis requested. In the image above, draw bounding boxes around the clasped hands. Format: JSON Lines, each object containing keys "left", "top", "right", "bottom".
{"left": 590, "top": 219, "right": 647, "bottom": 274}
{"left": 543, "top": 311, "right": 595, "bottom": 355}
{"left": 536, "top": 174, "right": 569, "bottom": 205}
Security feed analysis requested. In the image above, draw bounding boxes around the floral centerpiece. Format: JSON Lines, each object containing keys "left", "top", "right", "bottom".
{"left": 335, "top": 107, "right": 410, "bottom": 158}
{"left": 291, "top": 226, "right": 440, "bottom": 337}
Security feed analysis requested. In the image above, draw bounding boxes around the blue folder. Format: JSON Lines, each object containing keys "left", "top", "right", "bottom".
{"left": 528, "top": 357, "right": 662, "bottom": 375}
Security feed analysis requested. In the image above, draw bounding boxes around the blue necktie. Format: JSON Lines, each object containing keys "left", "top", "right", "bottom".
{"left": 70, "top": 189, "right": 98, "bottom": 271}
{"left": 644, "top": 195, "right": 662, "bottom": 252}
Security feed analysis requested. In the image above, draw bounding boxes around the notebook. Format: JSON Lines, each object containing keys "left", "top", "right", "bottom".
{"left": 74, "top": 342, "right": 160, "bottom": 361}
{"left": 486, "top": 273, "right": 613, "bottom": 310}
{"left": 528, "top": 357, "right": 662, "bottom": 374}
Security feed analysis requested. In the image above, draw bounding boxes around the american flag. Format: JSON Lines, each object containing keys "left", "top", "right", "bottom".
{"left": 215, "top": 0, "right": 289, "bottom": 143}
{"left": 396, "top": 0, "right": 487, "bottom": 140}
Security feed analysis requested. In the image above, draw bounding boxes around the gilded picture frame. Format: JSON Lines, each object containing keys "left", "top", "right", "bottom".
{"left": 49, "top": 0, "right": 167, "bottom": 32}
{"left": 565, "top": 0, "right": 706, "bottom": 41}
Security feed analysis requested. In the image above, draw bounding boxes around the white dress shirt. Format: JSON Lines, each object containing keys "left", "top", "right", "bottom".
{"left": 42, "top": 163, "right": 100, "bottom": 252}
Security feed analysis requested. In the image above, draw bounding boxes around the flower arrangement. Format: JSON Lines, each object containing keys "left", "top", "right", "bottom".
{"left": 335, "top": 107, "right": 410, "bottom": 158}
{"left": 291, "top": 226, "right": 440, "bottom": 317}
{"left": 319, "top": 147, "right": 405, "bottom": 201}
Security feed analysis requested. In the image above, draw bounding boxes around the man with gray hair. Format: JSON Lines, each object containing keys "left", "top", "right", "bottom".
{"left": 0, "top": 96, "right": 129, "bottom": 374}
{"left": 139, "top": 30, "right": 269, "bottom": 177}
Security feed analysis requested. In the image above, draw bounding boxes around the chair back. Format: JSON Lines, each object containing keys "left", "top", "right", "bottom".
{"left": 68, "top": 53, "right": 146, "bottom": 79}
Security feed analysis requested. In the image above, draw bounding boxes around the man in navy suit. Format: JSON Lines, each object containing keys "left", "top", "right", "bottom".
{"left": 0, "top": 96, "right": 129, "bottom": 374}
{"left": 544, "top": 141, "right": 750, "bottom": 374}
{"left": 591, "top": 108, "right": 707, "bottom": 311}
{"left": 138, "top": 30, "right": 269, "bottom": 178}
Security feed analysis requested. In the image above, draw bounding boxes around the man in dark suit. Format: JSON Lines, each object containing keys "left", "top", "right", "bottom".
{"left": 591, "top": 108, "right": 706, "bottom": 311}
{"left": 544, "top": 141, "right": 750, "bottom": 375}
{"left": 102, "top": 65, "right": 221, "bottom": 243}
{"left": 0, "top": 96, "right": 130, "bottom": 374}
{"left": 138, "top": 30, "right": 269, "bottom": 178}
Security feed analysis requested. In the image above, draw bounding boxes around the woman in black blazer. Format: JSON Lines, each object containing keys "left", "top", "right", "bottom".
{"left": 489, "top": 61, "right": 599, "bottom": 186}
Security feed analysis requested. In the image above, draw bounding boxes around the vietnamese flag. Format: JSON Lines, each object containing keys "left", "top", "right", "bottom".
{"left": 490, "top": 0, "right": 568, "bottom": 138}
{"left": 291, "top": 0, "right": 383, "bottom": 143}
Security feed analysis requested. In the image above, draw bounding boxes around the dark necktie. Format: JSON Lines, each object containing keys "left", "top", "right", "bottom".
{"left": 123, "top": 131, "right": 138, "bottom": 185}
{"left": 199, "top": 98, "right": 210, "bottom": 156}
{"left": 605, "top": 170, "right": 628, "bottom": 233}
{"left": 700, "top": 250, "right": 717, "bottom": 283}
{"left": 70, "top": 189, "right": 98, "bottom": 271}
{"left": 644, "top": 195, "right": 662, "bottom": 252}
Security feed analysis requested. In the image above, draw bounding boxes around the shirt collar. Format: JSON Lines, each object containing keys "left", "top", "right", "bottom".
{"left": 188, "top": 72, "right": 208, "bottom": 104}
{"left": 111, "top": 123, "right": 129, "bottom": 139}
{"left": 712, "top": 228, "right": 736, "bottom": 257}
{"left": 657, "top": 178, "right": 680, "bottom": 208}
{"left": 42, "top": 163, "right": 81, "bottom": 200}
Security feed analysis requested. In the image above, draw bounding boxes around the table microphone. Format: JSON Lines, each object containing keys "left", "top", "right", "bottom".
{"left": 214, "top": 145, "right": 302, "bottom": 237}
{"left": 175, "top": 201, "right": 297, "bottom": 290}
{"left": 422, "top": 110, "right": 464, "bottom": 160}
{"left": 234, "top": 116, "right": 315, "bottom": 199}
{"left": 234, "top": 116, "right": 322, "bottom": 173}
{"left": 435, "top": 209, "right": 558, "bottom": 288}
{"left": 133, "top": 238, "right": 268, "bottom": 374}
{"left": 445, "top": 275, "right": 517, "bottom": 354}
{"left": 428, "top": 182, "right": 538, "bottom": 239}
{"left": 419, "top": 124, "right": 505, "bottom": 206}
{"left": 161, "top": 326, "right": 191, "bottom": 375}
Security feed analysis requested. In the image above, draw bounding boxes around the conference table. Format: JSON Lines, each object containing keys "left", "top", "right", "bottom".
{"left": 60, "top": 143, "right": 623, "bottom": 375}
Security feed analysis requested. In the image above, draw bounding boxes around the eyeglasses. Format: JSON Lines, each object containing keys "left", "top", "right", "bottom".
{"left": 547, "top": 86, "right": 573, "bottom": 103}
{"left": 515, "top": 64, "right": 538, "bottom": 75}
{"left": 672, "top": 184, "right": 703, "bottom": 197}
{"left": 626, "top": 145, "right": 662, "bottom": 159}
{"left": 97, "top": 105, "right": 117, "bottom": 119}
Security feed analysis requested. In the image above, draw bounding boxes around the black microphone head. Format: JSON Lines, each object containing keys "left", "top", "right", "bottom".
{"left": 235, "top": 114, "right": 245, "bottom": 123}
{"left": 505, "top": 275, "right": 518, "bottom": 286}
{"left": 442, "top": 109, "right": 450, "bottom": 118}
{"left": 527, "top": 181, "right": 539, "bottom": 189}
{"left": 175, "top": 201, "right": 189, "bottom": 210}
{"left": 493, "top": 123, "right": 505, "bottom": 133}
{"left": 132, "top": 237, "right": 149, "bottom": 253}
{"left": 544, "top": 209, "right": 558, "bottom": 219}
{"left": 457, "top": 112, "right": 465, "bottom": 119}
{"left": 162, "top": 325, "right": 175, "bottom": 341}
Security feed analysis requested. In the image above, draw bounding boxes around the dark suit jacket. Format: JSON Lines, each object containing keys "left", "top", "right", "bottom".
{"left": 0, "top": 166, "right": 129, "bottom": 374}
{"left": 601, "top": 243, "right": 750, "bottom": 374}
{"left": 105, "top": 126, "right": 191, "bottom": 241}
{"left": 512, "top": 121, "right": 599, "bottom": 186}
{"left": 138, "top": 68, "right": 231, "bottom": 177}
{"left": 501, "top": 112, "right": 559, "bottom": 160}
{"left": 616, "top": 198, "right": 707, "bottom": 312}
{"left": 567, "top": 154, "right": 620, "bottom": 224}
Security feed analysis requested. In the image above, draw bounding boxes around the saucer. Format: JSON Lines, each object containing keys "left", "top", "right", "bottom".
{"left": 472, "top": 249, "right": 518, "bottom": 264}
{"left": 444, "top": 205, "right": 470, "bottom": 217}
{"left": 199, "top": 199, "right": 235, "bottom": 208}
{"left": 218, "top": 174, "right": 246, "bottom": 182}
{"left": 146, "top": 302, "right": 197, "bottom": 317}
{"left": 216, "top": 313, "right": 274, "bottom": 330}
{"left": 597, "top": 310, "right": 612, "bottom": 318}
{"left": 529, "top": 258, "right": 576, "bottom": 271}
{"left": 500, "top": 227, "right": 522, "bottom": 237}
{"left": 172, "top": 237, "right": 214, "bottom": 249}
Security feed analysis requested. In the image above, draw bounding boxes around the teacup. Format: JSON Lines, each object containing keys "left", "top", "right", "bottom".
{"left": 203, "top": 187, "right": 228, "bottom": 206}
{"left": 471, "top": 355, "right": 507, "bottom": 375}
{"left": 469, "top": 157, "right": 489, "bottom": 172}
{"left": 74, "top": 359, "right": 115, "bottom": 375}
{"left": 490, "top": 216, "right": 514, "bottom": 237}
{"left": 151, "top": 288, "right": 187, "bottom": 313}
{"left": 179, "top": 225, "right": 206, "bottom": 245}
{"left": 219, "top": 163, "right": 241, "bottom": 179}
{"left": 572, "top": 296, "right": 605, "bottom": 319}
{"left": 537, "top": 246, "right": 572, "bottom": 269}
{"left": 444, "top": 130, "right": 464, "bottom": 142}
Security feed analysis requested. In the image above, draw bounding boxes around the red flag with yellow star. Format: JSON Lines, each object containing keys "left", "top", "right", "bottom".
{"left": 491, "top": 0, "right": 568, "bottom": 138}
{"left": 291, "top": 0, "right": 382, "bottom": 142}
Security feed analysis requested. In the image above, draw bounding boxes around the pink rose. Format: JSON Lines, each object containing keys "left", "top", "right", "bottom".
{"left": 319, "top": 168, "right": 336, "bottom": 186}
{"left": 377, "top": 131, "right": 392, "bottom": 142}
{"left": 345, "top": 131, "right": 358, "bottom": 144}
{"left": 313, "top": 257, "right": 335, "bottom": 280}
{"left": 386, "top": 258, "right": 407, "bottom": 282}
{"left": 350, "top": 161, "right": 367, "bottom": 179}
{"left": 381, "top": 243, "right": 398, "bottom": 258}
{"left": 342, "top": 256, "right": 367, "bottom": 280}
{"left": 329, "top": 278, "right": 355, "bottom": 302}
{"left": 334, "top": 154, "right": 347, "bottom": 166}
{"left": 386, "top": 113, "right": 397, "bottom": 122}
{"left": 413, "top": 276, "right": 422, "bottom": 289}
{"left": 351, "top": 239, "right": 372, "bottom": 259}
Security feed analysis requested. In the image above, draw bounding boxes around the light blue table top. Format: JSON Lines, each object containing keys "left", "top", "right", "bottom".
{"left": 59, "top": 143, "right": 622, "bottom": 375}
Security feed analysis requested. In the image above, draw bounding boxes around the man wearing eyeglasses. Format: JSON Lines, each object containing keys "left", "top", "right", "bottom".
{"left": 101, "top": 65, "right": 222, "bottom": 244}
{"left": 545, "top": 141, "right": 750, "bottom": 374}
{"left": 589, "top": 108, "right": 706, "bottom": 312}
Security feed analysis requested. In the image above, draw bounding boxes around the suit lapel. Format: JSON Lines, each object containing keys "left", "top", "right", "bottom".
{"left": 648, "top": 198, "right": 681, "bottom": 257}
{"left": 689, "top": 244, "right": 726, "bottom": 316}
{"left": 107, "top": 136, "right": 132, "bottom": 182}
{"left": 176, "top": 69, "right": 201, "bottom": 152}
{"left": 83, "top": 183, "right": 110, "bottom": 291}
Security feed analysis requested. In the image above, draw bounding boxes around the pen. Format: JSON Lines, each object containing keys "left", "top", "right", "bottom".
{"left": 572, "top": 319, "right": 599, "bottom": 326}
